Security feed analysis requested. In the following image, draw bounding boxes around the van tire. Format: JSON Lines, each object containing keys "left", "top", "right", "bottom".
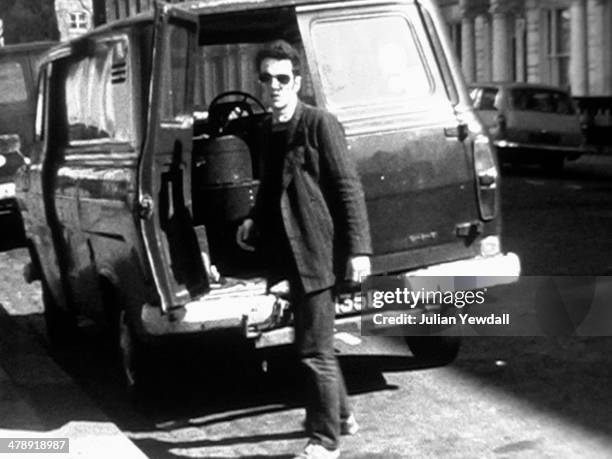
{"left": 405, "top": 336, "right": 461, "bottom": 365}
{"left": 42, "top": 280, "right": 77, "bottom": 346}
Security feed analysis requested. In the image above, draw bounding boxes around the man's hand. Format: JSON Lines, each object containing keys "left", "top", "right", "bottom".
{"left": 236, "top": 218, "right": 256, "bottom": 252}
{"left": 346, "top": 255, "right": 371, "bottom": 284}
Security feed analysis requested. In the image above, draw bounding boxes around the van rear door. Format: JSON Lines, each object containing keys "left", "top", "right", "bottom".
{"left": 139, "top": 6, "right": 207, "bottom": 311}
{"left": 297, "top": 2, "right": 483, "bottom": 273}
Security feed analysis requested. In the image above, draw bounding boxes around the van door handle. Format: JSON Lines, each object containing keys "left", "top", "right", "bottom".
{"left": 444, "top": 123, "right": 468, "bottom": 142}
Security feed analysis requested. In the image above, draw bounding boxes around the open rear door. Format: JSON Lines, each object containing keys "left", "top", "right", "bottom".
{"left": 139, "top": 4, "right": 207, "bottom": 311}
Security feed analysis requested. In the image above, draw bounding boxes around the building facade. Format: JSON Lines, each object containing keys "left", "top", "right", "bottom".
{"left": 438, "top": 0, "right": 612, "bottom": 97}
{"left": 55, "top": 0, "right": 93, "bottom": 41}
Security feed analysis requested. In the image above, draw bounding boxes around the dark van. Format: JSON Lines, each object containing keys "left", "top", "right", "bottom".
{"left": 17, "top": 0, "right": 520, "bottom": 390}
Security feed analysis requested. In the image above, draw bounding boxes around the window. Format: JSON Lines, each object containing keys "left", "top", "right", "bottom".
{"left": 511, "top": 88, "right": 575, "bottom": 115}
{"left": 160, "top": 25, "right": 192, "bottom": 122}
{"left": 546, "top": 9, "right": 570, "bottom": 88}
{"left": 64, "top": 39, "right": 132, "bottom": 143}
{"left": 310, "top": 15, "right": 433, "bottom": 110}
{"left": 0, "top": 61, "right": 28, "bottom": 104}
{"left": 471, "top": 87, "right": 499, "bottom": 111}
{"left": 69, "top": 12, "right": 89, "bottom": 31}
{"left": 448, "top": 22, "right": 462, "bottom": 62}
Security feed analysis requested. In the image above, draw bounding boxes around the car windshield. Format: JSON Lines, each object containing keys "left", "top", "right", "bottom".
{"left": 510, "top": 88, "right": 575, "bottom": 115}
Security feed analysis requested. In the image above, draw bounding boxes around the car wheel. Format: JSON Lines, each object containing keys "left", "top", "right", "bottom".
{"left": 405, "top": 336, "right": 461, "bottom": 365}
{"left": 42, "top": 280, "right": 77, "bottom": 346}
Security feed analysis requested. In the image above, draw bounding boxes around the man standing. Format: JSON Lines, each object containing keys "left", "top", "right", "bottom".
{"left": 236, "top": 40, "right": 372, "bottom": 459}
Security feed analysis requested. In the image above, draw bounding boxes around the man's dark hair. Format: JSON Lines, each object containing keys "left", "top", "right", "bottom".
{"left": 255, "top": 40, "right": 302, "bottom": 75}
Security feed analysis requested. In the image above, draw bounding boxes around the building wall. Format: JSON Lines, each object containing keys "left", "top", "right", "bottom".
{"left": 55, "top": 0, "right": 93, "bottom": 41}
{"left": 439, "top": 0, "right": 612, "bottom": 97}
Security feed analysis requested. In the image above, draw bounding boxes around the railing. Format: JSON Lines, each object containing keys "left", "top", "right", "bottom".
{"left": 573, "top": 97, "right": 612, "bottom": 149}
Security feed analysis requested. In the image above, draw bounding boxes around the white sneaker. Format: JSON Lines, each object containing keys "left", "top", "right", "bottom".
{"left": 293, "top": 443, "right": 340, "bottom": 459}
{"left": 302, "top": 413, "right": 360, "bottom": 436}
{"left": 341, "top": 414, "right": 359, "bottom": 436}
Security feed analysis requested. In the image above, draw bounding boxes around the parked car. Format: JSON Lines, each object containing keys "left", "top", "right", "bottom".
{"left": 16, "top": 0, "right": 520, "bottom": 391}
{"left": 469, "top": 82, "right": 587, "bottom": 171}
{"left": 1, "top": 41, "right": 56, "bottom": 227}
{"left": 0, "top": 135, "right": 25, "bottom": 223}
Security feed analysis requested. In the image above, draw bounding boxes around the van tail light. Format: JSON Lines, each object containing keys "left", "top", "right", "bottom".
{"left": 473, "top": 134, "right": 498, "bottom": 221}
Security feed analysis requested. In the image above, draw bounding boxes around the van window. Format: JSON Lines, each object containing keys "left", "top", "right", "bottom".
{"left": 161, "top": 25, "right": 191, "bottom": 122}
{"left": 310, "top": 15, "right": 432, "bottom": 110}
{"left": 0, "top": 61, "right": 28, "bottom": 104}
{"left": 64, "top": 39, "right": 132, "bottom": 143}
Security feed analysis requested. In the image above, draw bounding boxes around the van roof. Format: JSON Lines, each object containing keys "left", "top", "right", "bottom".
{"left": 41, "top": 0, "right": 430, "bottom": 63}
{"left": 0, "top": 40, "right": 57, "bottom": 57}
{"left": 174, "top": 0, "right": 418, "bottom": 15}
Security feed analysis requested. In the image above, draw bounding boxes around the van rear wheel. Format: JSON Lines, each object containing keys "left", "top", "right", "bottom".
{"left": 405, "top": 336, "right": 461, "bottom": 365}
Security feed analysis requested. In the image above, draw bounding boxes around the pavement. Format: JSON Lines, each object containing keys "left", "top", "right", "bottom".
{"left": 0, "top": 307, "right": 147, "bottom": 458}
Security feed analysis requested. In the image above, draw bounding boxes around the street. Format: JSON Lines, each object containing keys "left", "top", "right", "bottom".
{"left": 1, "top": 154, "right": 612, "bottom": 458}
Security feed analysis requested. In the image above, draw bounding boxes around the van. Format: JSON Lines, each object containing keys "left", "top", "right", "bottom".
{"left": 17, "top": 0, "right": 520, "bottom": 390}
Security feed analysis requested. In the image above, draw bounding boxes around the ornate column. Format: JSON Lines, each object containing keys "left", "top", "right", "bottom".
{"left": 525, "top": 0, "right": 542, "bottom": 83}
{"left": 490, "top": 0, "right": 513, "bottom": 81}
{"left": 460, "top": 0, "right": 477, "bottom": 83}
{"left": 570, "top": 0, "right": 588, "bottom": 95}
{"left": 475, "top": 14, "right": 492, "bottom": 81}
{"left": 515, "top": 17, "right": 527, "bottom": 82}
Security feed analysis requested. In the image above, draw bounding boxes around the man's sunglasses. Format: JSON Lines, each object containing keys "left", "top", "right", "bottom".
{"left": 258, "top": 72, "right": 293, "bottom": 85}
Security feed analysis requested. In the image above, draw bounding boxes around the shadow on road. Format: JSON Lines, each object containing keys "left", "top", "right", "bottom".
{"left": 0, "top": 310, "right": 112, "bottom": 433}
{"left": 0, "top": 215, "right": 25, "bottom": 252}
{"left": 40, "top": 327, "right": 420, "bottom": 457}
{"left": 453, "top": 336, "right": 612, "bottom": 439}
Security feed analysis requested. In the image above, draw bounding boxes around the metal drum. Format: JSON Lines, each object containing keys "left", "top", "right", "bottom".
{"left": 198, "top": 179, "right": 260, "bottom": 225}
{"left": 194, "top": 135, "right": 253, "bottom": 185}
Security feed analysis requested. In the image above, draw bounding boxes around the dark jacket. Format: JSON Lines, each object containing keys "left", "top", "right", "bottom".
{"left": 252, "top": 102, "right": 372, "bottom": 293}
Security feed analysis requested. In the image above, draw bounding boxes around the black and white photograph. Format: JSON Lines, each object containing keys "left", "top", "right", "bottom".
{"left": 1, "top": 0, "right": 611, "bottom": 457}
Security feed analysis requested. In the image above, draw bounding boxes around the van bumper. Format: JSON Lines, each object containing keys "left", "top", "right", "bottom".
{"left": 494, "top": 140, "right": 588, "bottom": 156}
{"left": 140, "top": 252, "right": 521, "bottom": 344}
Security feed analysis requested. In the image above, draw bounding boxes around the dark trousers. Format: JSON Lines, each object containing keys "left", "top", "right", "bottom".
{"left": 293, "top": 287, "right": 351, "bottom": 451}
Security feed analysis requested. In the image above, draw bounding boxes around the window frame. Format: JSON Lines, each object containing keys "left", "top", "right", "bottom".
{"left": 545, "top": 8, "right": 570, "bottom": 89}
{"left": 307, "top": 11, "right": 438, "bottom": 113}
{"left": 62, "top": 34, "right": 135, "bottom": 148}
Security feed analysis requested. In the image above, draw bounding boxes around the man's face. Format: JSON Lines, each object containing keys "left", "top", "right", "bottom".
{"left": 259, "top": 58, "right": 301, "bottom": 112}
